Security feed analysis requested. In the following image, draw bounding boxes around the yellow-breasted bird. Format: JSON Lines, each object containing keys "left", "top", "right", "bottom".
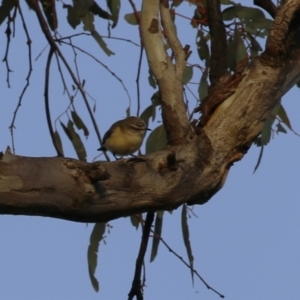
{"left": 98, "top": 116, "right": 151, "bottom": 158}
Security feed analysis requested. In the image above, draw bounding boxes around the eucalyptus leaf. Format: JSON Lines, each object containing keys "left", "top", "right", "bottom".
{"left": 71, "top": 110, "right": 89, "bottom": 137}
{"left": 150, "top": 211, "right": 164, "bottom": 262}
{"left": 181, "top": 204, "right": 194, "bottom": 285}
{"left": 277, "top": 104, "right": 291, "bottom": 130}
{"left": 124, "top": 12, "right": 140, "bottom": 25}
{"left": 0, "top": 0, "right": 17, "bottom": 25}
{"left": 182, "top": 66, "right": 193, "bottom": 84}
{"left": 92, "top": 30, "right": 115, "bottom": 56}
{"left": 106, "top": 0, "right": 120, "bottom": 28}
{"left": 53, "top": 130, "right": 64, "bottom": 156}
{"left": 146, "top": 125, "right": 167, "bottom": 154}
{"left": 87, "top": 223, "right": 106, "bottom": 292}
{"left": 130, "top": 215, "right": 139, "bottom": 230}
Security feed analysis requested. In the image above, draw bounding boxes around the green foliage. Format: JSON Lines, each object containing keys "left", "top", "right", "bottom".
{"left": 0, "top": 0, "right": 17, "bottom": 26}
{"left": 106, "top": 0, "right": 121, "bottom": 28}
{"left": 130, "top": 214, "right": 140, "bottom": 230}
{"left": 197, "top": 31, "right": 210, "bottom": 67}
{"left": 222, "top": 5, "right": 272, "bottom": 38}
{"left": 40, "top": 0, "right": 57, "bottom": 30}
{"left": 71, "top": 110, "right": 89, "bottom": 137}
{"left": 124, "top": 12, "right": 140, "bottom": 25}
{"left": 63, "top": 0, "right": 115, "bottom": 55}
{"left": 150, "top": 211, "right": 164, "bottom": 262}
{"left": 87, "top": 223, "right": 106, "bottom": 292}
{"left": 181, "top": 204, "right": 194, "bottom": 285}
{"left": 198, "top": 69, "right": 209, "bottom": 101}
{"left": 182, "top": 66, "right": 194, "bottom": 84}
{"left": 60, "top": 120, "right": 87, "bottom": 161}
{"left": 53, "top": 130, "right": 64, "bottom": 156}
{"left": 146, "top": 124, "right": 167, "bottom": 154}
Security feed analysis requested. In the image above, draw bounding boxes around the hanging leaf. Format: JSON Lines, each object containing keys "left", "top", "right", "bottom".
{"left": 150, "top": 211, "right": 164, "bottom": 262}
{"left": 65, "top": 5, "right": 81, "bottom": 29}
{"left": 0, "top": 0, "right": 17, "bottom": 25}
{"left": 73, "top": 0, "right": 93, "bottom": 17}
{"left": 223, "top": 5, "right": 272, "bottom": 38}
{"left": 140, "top": 105, "right": 156, "bottom": 128}
{"left": 87, "top": 223, "right": 106, "bottom": 292}
{"left": 276, "top": 123, "right": 287, "bottom": 134}
{"left": 126, "top": 106, "right": 130, "bottom": 118}
{"left": 106, "top": 0, "right": 120, "bottom": 28}
{"left": 198, "top": 69, "right": 208, "bottom": 101}
{"left": 146, "top": 125, "right": 167, "bottom": 154}
{"left": 197, "top": 31, "right": 210, "bottom": 67}
{"left": 233, "top": 26, "right": 248, "bottom": 65}
{"left": 89, "top": 1, "right": 111, "bottom": 20}
{"left": 181, "top": 204, "right": 194, "bottom": 285}
{"left": 129, "top": 215, "right": 140, "bottom": 230}
{"left": 91, "top": 30, "right": 115, "bottom": 56}
{"left": 82, "top": 11, "right": 95, "bottom": 31}
{"left": 151, "top": 91, "right": 162, "bottom": 106}
{"left": 71, "top": 110, "right": 89, "bottom": 137}
{"left": 245, "top": 32, "right": 262, "bottom": 52}
{"left": 148, "top": 69, "right": 157, "bottom": 89}
{"left": 124, "top": 12, "right": 140, "bottom": 25}
{"left": 277, "top": 104, "right": 291, "bottom": 130}
{"left": 172, "top": 0, "right": 183, "bottom": 7}
{"left": 39, "top": 0, "right": 58, "bottom": 30}
{"left": 260, "top": 103, "right": 280, "bottom": 146}
{"left": 253, "top": 143, "right": 264, "bottom": 173}
{"left": 61, "top": 120, "right": 87, "bottom": 161}
{"left": 53, "top": 130, "right": 64, "bottom": 156}
{"left": 182, "top": 66, "right": 193, "bottom": 84}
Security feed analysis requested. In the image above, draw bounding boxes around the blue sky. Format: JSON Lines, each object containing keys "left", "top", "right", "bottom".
{"left": 0, "top": 1, "right": 299, "bottom": 299}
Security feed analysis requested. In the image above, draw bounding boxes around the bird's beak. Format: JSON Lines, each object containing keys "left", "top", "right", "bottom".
{"left": 146, "top": 128, "right": 152, "bottom": 131}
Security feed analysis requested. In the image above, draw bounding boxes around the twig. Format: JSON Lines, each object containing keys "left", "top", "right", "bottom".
{"left": 128, "top": 212, "right": 154, "bottom": 300}
{"left": 58, "top": 40, "right": 132, "bottom": 109}
{"left": 2, "top": 12, "right": 13, "bottom": 88}
{"left": 137, "top": 214, "right": 224, "bottom": 298}
{"left": 136, "top": 46, "right": 144, "bottom": 117}
{"left": 45, "top": 49, "right": 63, "bottom": 156}
{"left": 158, "top": 235, "right": 225, "bottom": 298}
{"left": 30, "top": 0, "right": 110, "bottom": 160}
{"left": 254, "top": 0, "right": 277, "bottom": 18}
{"left": 206, "top": 0, "right": 227, "bottom": 85}
{"left": 9, "top": 4, "right": 32, "bottom": 154}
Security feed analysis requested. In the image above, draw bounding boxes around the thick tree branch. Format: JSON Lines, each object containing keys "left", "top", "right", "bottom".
{"left": 264, "top": 0, "right": 300, "bottom": 58}
{"left": 1, "top": 0, "right": 300, "bottom": 223}
{"left": 206, "top": 0, "right": 227, "bottom": 85}
{"left": 254, "top": 0, "right": 278, "bottom": 18}
{"left": 140, "top": 0, "right": 194, "bottom": 146}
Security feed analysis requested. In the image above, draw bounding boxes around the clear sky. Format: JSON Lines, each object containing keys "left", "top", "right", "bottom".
{"left": 0, "top": 1, "right": 299, "bottom": 300}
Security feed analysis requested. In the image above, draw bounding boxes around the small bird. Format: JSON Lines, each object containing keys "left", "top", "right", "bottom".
{"left": 98, "top": 116, "right": 151, "bottom": 158}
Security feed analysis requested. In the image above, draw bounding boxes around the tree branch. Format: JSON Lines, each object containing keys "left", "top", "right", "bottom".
{"left": 140, "top": 0, "right": 193, "bottom": 146}
{"left": 264, "top": 0, "right": 300, "bottom": 59}
{"left": 1, "top": 0, "right": 300, "bottom": 224}
{"left": 206, "top": 0, "right": 227, "bottom": 85}
{"left": 45, "top": 49, "right": 63, "bottom": 157}
{"left": 128, "top": 212, "right": 154, "bottom": 300}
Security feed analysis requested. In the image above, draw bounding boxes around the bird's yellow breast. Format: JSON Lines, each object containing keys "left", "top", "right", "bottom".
{"left": 104, "top": 127, "right": 144, "bottom": 156}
